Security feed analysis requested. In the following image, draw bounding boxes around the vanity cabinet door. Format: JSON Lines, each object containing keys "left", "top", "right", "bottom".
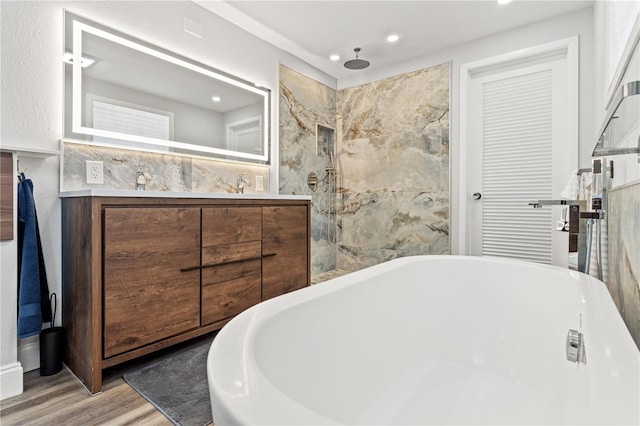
{"left": 262, "top": 205, "right": 309, "bottom": 300}
{"left": 201, "top": 207, "right": 262, "bottom": 325}
{"left": 103, "top": 207, "right": 201, "bottom": 358}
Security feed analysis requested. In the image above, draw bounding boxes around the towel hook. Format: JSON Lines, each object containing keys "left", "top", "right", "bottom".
{"left": 16, "top": 159, "right": 27, "bottom": 178}
{"left": 16, "top": 160, "right": 28, "bottom": 182}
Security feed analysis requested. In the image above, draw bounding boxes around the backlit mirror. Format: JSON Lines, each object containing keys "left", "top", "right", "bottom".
{"left": 64, "top": 11, "right": 270, "bottom": 163}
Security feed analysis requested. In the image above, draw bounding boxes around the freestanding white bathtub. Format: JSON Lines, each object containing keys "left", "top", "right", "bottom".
{"left": 207, "top": 256, "right": 640, "bottom": 425}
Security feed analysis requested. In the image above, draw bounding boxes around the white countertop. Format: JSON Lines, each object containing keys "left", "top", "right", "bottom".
{"left": 59, "top": 189, "right": 311, "bottom": 201}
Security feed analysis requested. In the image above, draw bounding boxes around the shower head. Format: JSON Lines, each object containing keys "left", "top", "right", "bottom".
{"left": 344, "top": 47, "right": 370, "bottom": 70}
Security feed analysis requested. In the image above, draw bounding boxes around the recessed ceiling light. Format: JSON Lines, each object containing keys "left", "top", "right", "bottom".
{"left": 211, "top": 96, "right": 221, "bottom": 102}
{"left": 62, "top": 52, "right": 95, "bottom": 68}
{"left": 329, "top": 54, "right": 340, "bottom": 61}
{"left": 386, "top": 34, "right": 400, "bottom": 43}
{"left": 497, "top": 0, "right": 512, "bottom": 4}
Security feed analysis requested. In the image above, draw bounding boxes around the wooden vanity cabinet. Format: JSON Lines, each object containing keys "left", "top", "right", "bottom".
{"left": 201, "top": 207, "right": 262, "bottom": 325}
{"left": 62, "top": 196, "right": 310, "bottom": 394}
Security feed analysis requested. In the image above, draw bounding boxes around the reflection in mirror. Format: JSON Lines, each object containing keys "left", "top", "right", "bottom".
{"left": 64, "top": 11, "right": 270, "bottom": 163}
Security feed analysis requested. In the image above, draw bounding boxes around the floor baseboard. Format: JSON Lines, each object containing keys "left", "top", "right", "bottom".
{"left": 0, "top": 362, "right": 24, "bottom": 401}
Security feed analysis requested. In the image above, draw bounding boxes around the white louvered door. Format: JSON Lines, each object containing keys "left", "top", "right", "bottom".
{"left": 468, "top": 57, "right": 573, "bottom": 266}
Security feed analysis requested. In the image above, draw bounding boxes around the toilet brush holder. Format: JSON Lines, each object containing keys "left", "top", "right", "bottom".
{"left": 39, "top": 326, "right": 65, "bottom": 376}
{"left": 39, "top": 292, "right": 64, "bottom": 376}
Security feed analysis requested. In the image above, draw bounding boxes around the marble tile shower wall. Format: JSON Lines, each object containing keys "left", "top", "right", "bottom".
{"left": 278, "top": 66, "right": 337, "bottom": 275}
{"left": 336, "top": 63, "right": 450, "bottom": 271}
{"left": 62, "top": 142, "right": 269, "bottom": 193}
{"left": 607, "top": 182, "right": 640, "bottom": 349}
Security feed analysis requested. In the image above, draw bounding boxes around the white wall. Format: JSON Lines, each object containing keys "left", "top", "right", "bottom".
{"left": 338, "top": 8, "right": 594, "bottom": 255}
{"left": 0, "top": 0, "right": 334, "bottom": 398}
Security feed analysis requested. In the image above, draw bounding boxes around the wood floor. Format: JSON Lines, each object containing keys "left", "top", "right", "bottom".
{"left": 0, "top": 333, "right": 219, "bottom": 425}
{"left": 0, "top": 367, "right": 171, "bottom": 425}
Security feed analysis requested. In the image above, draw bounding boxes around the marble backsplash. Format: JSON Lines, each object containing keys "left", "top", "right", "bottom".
{"left": 279, "top": 65, "right": 337, "bottom": 275}
{"left": 607, "top": 181, "right": 640, "bottom": 349}
{"left": 336, "top": 63, "right": 450, "bottom": 271}
{"left": 62, "top": 142, "right": 269, "bottom": 194}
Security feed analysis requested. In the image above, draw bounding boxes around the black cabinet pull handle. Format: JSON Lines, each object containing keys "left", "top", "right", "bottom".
{"left": 202, "top": 256, "right": 262, "bottom": 269}
{"left": 182, "top": 253, "right": 276, "bottom": 272}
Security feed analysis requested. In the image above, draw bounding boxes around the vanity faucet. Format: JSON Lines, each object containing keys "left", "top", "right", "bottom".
{"left": 236, "top": 173, "right": 251, "bottom": 194}
{"left": 136, "top": 164, "right": 151, "bottom": 191}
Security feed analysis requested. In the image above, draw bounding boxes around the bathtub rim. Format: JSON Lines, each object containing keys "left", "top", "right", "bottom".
{"left": 207, "top": 255, "right": 640, "bottom": 425}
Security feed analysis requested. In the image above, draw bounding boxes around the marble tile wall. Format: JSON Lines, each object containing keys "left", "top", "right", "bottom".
{"left": 62, "top": 142, "right": 269, "bottom": 194}
{"left": 336, "top": 63, "right": 450, "bottom": 271}
{"left": 278, "top": 65, "right": 337, "bottom": 275}
{"left": 607, "top": 181, "right": 640, "bottom": 349}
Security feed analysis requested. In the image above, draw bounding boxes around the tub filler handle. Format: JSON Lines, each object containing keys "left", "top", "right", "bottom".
{"left": 566, "top": 329, "right": 586, "bottom": 364}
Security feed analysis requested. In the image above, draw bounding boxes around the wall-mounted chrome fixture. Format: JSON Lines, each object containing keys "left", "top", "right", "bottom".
{"left": 324, "top": 153, "right": 336, "bottom": 184}
{"left": 307, "top": 172, "right": 319, "bottom": 192}
{"left": 323, "top": 153, "right": 338, "bottom": 245}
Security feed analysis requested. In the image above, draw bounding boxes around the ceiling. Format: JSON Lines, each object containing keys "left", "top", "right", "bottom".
{"left": 199, "top": 0, "right": 593, "bottom": 81}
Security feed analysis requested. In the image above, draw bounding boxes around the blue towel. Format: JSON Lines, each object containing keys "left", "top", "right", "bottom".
{"left": 17, "top": 174, "right": 51, "bottom": 338}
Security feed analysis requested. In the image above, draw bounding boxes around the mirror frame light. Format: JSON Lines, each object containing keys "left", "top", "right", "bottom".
{"left": 69, "top": 16, "right": 270, "bottom": 163}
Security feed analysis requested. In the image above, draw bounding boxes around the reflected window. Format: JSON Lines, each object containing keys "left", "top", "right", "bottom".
{"left": 226, "top": 117, "right": 262, "bottom": 154}
{"left": 92, "top": 98, "right": 172, "bottom": 150}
